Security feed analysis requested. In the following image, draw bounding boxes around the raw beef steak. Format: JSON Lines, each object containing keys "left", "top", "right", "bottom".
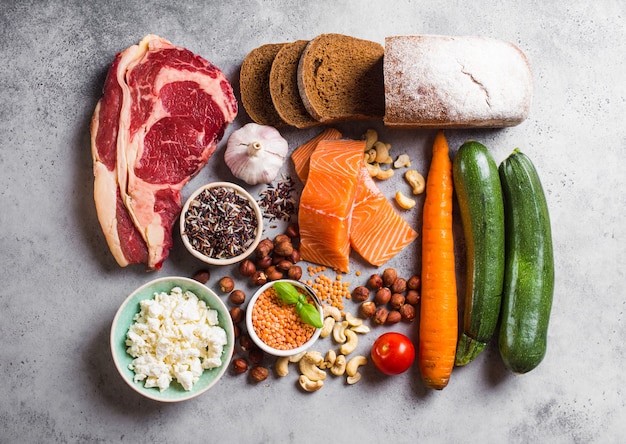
{"left": 91, "top": 35, "right": 237, "bottom": 270}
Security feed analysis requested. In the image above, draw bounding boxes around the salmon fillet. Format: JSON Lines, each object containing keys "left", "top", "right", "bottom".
{"left": 291, "top": 127, "right": 342, "bottom": 183}
{"left": 351, "top": 167, "right": 418, "bottom": 265}
{"left": 298, "top": 139, "right": 365, "bottom": 272}
{"left": 292, "top": 131, "right": 418, "bottom": 270}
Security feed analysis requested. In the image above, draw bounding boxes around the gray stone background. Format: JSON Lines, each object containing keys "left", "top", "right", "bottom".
{"left": 1, "top": 1, "right": 624, "bottom": 443}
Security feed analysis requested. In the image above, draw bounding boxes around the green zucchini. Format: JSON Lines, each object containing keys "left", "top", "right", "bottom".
{"left": 453, "top": 141, "right": 505, "bottom": 366}
{"left": 498, "top": 149, "right": 554, "bottom": 374}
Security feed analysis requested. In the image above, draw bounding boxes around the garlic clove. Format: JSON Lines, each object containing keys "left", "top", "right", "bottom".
{"left": 225, "top": 123, "right": 288, "bottom": 185}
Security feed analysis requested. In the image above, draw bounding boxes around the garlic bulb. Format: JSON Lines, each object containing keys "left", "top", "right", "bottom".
{"left": 224, "top": 123, "right": 288, "bottom": 185}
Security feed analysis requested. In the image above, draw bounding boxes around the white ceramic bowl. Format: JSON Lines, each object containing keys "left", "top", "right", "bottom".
{"left": 110, "top": 276, "right": 235, "bottom": 402}
{"left": 180, "top": 181, "right": 263, "bottom": 266}
{"left": 245, "top": 279, "right": 323, "bottom": 357}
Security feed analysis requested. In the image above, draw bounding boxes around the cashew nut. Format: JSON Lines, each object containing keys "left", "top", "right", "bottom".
{"left": 288, "top": 351, "right": 306, "bottom": 363}
{"left": 346, "top": 355, "right": 368, "bottom": 377}
{"left": 323, "top": 305, "right": 342, "bottom": 321}
{"left": 350, "top": 323, "right": 371, "bottom": 334}
{"left": 330, "top": 354, "right": 347, "bottom": 376}
{"left": 366, "top": 162, "right": 381, "bottom": 177}
{"left": 299, "top": 351, "right": 326, "bottom": 381}
{"left": 275, "top": 356, "right": 290, "bottom": 377}
{"left": 322, "top": 349, "right": 337, "bottom": 369}
{"left": 363, "top": 128, "right": 378, "bottom": 150}
{"left": 332, "top": 320, "right": 349, "bottom": 343}
{"left": 395, "top": 190, "right": 416, "bottom": 210}
{"left": 393, "top": 153, "right": 411, "bottom": 169}
{"left": 346, "top": 373, "right": 362, "bottom": 385}
{"left": 374, "top": 141, "right": 392, "bottom": 164}
{"left": 364, "top": 149, "right": 377, "bottom": 163}
{"left": 339, "top": 329, "right": 358, "bottom": 355}
{"left": 345, "top": 312, "right": 363, "bottom": 327}
{"left": 299, "top": 374, "right": 324, "bottom": 392}
{"left": 405, "top": 169, "right": 425, "bottom": 195}
{"left": 375, "top": 167, "right": 395, "bottom": 181}
{"left": 320, "top": 316, "right": 335, "bottom": 338}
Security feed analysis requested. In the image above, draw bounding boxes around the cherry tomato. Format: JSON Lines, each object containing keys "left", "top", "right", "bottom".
{"left": 371, "top": 332, "right": 415, "bottom": 375}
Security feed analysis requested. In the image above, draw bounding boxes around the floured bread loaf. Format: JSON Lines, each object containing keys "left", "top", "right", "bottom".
{"left": 297, "top": 34, "right": 385, "bottom": 123}
{"left": 269, "top": 40, "right": 320, "bottom": 128}
{"left": 383, "top": 35, "right": 533, "bottom": 128}
{"left": 240, "top": 43, "right": 286, "bottom": 126}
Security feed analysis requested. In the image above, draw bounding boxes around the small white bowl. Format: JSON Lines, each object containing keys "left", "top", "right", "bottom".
{"left": 246, "top": 279, "right": 323, "bottom": 357}
{"left": 180, "top": 182, "right": 263, "bottom": 266}
{"left": 110, "top": 276, "right": 235, "bottom": 402}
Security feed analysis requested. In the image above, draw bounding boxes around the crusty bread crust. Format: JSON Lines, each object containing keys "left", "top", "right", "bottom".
{"left": 240, "top": 43, "right": 286, "bottom": 126}
{"left": 269, "top": 40, "right": 320, "bottom": 129}
{"left": 383, "top": 35, "right": 533, "bottom": 128}
{"left": 297, "top": 33, "right": 385, "bottom": 123}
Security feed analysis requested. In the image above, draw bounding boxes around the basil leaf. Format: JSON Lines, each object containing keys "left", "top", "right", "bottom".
{"left": 298, "top": 302, "right": 323, "bottom": 328}
{"left": 273, "top": 282, "right": 300, "bottom": 304}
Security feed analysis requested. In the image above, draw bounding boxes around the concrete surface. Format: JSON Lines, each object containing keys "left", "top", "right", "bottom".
{"left": 1, "top": 1, "right": 625, "bottom": 443}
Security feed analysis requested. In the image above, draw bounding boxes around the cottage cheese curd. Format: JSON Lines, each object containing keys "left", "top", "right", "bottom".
{"left": 125, "top": 287, "right": 227, "bottom": 391}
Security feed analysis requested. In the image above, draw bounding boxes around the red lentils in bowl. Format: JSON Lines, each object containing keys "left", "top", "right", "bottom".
{"left": 246, "top": 280, "right": 322, "bottom": 356}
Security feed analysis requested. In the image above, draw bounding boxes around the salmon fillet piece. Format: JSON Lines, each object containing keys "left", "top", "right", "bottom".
{"left": 351, "top": 167, "right": 418, "bottom": 266}
{"left": 291, "top": 127, "right": 342, "bottom": 183}
{"left": 298, "top": 139, "right": 365, "bottom": 272}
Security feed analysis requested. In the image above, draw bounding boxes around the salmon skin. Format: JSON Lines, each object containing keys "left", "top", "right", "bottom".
{"left": 292, "top": 131, "right": 418, "bottom": 271}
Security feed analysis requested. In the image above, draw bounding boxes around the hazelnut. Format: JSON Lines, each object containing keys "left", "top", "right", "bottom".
{"left": 366, "top": 274, "right": 383, "bottom": 290}
{"left": 238, "top": 259, "right": 256, "bottom": 277}
{"left": 373, "top": 306, "right": 389, "bottom": 325}
{"left": 274, "top": 233, "right": 290, "bottom": 244}
{"left": 390, "top": 293, "right": 405, "bottom": 310}
{"left": 249, "top": 348, "right": 264, "bottom": 365}
{"left": 391, "top": 277, "right": 407, "bottom": 294}
{"left": 192, "top": 269, "right": 210, "bottom": 284}
{"left": 360, "top": 301, "right": 376, "bottom": 318}
{"left": 250, "top": 366, "right": 269, "bottom": 382}
{"left": 386, "top": 310, "right": 402, "bottom": 324}
{"left": 255, "top": 238, "right": 274, "bottom": 258}
{"left": 265, "top": 265, "right": 284, "bottom": 281}
{"left": 233, "top": 324, "right": 241, "bottom": 339}
{"left": 374, "top": 287, "right": 391, "bottom": 306}
{"left": 407, "top": 275, "right": 421, "bottom": 290}
{"left": 273, "top": 240, "right": 294, "bottom": 257}
{"left": 276, "top": 259, "right": 293, "bottom": 272}
{"left": 232, "top": 358, "right": 248, "bottom": 374}
{"left": 286, "top": 248, "right": 301, "bottom": 264}
{"left": 287, "top": 265, "right": 302, "bottom": 280}
{"left": 218, "top": 276, "right": 235, "bottom": 293}
{"left": 229, "top": 289, "right": 246, "bottom": 305}
{"left": 239, "top": 334, "right": 254, "bottom": 351}
{"left": 405, "top": 290, "right": 420, "bottom": 306}
{"left": 229, "top": 307, "right": 244, "bottom": 324}
{"left": 256, "top": 255, "right": 273, "bottom": 270}
{"left": 352, "top": 286, "right": 370, "bottom": 302}
{"left": 285, "top": 222, "right": 299, "bottom": 238}
{"left": 382, "top": 268, "right": 398, "bottom": 287}
{"left": 251, "top": 271, "right": 268, "bottom": 286}
{"left": 400, "top": 304, "right": 416, "bottom": 322}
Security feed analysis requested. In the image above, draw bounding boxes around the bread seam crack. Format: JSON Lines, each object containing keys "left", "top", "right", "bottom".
{"left": 459, "top": 64, "right": 491, "bottom": 108}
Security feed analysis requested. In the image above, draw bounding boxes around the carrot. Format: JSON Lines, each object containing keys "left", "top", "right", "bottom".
{"left": 418, "top": 131, "right": 458, "bottom": 390}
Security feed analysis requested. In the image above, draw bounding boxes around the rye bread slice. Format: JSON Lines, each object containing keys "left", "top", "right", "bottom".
{"left": 240, "top": 43, "right": 286, "bottom": 126}
{"left": 297, "top": 34, "right": 385, "bottom": 123}
{"left": 269, "top": 40, "right": 320, "bottom": 129}
{"left": 383, "top": 35, "right": 533, "bottom": 128}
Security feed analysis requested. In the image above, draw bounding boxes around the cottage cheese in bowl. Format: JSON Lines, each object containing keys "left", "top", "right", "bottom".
{"left": 111, "top": 277, "right": 234, "bottom": 402}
